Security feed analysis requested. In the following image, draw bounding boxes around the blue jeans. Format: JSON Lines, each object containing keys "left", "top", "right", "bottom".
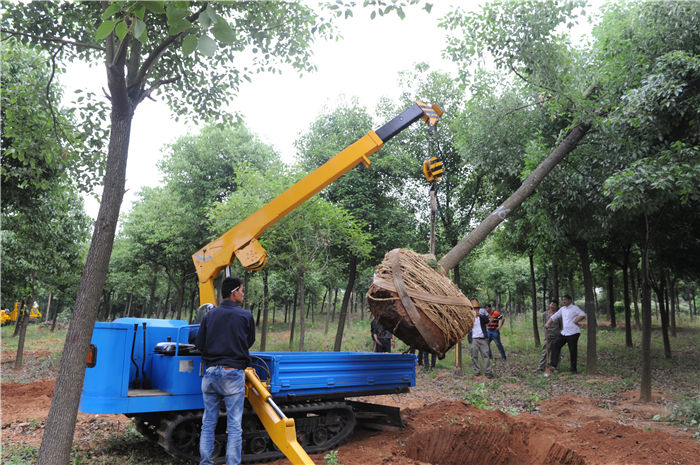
{"left": 200, "top": 366, "right": 245, "bottom": 465}
{"left": 487, "top": 330, "right": 506, "bottom": 360}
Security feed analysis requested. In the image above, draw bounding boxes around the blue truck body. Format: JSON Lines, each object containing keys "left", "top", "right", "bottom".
{"left": 80, "top": 318, "right": 416, "bottom": 416}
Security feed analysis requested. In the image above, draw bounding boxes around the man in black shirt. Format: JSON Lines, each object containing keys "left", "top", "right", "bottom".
{"left": 196, "top": 277, "right": 255, "bottom": 465}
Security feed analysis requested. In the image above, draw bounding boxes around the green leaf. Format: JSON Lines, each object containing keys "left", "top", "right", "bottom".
{"left": 133, "top": 5, "right": 146, "bottom": 20}
{"left": 95, "top": 20, "right": 115, "bottom": 40}
{"left": 205, "top": 5, "right": 218, "bottom": 23}
{"left": 182, "top": 34, "right": 197, "bottom": 55}
{"left": 424, "top": 3, "right": 433, "bottom": 13}
{"left": 166, "top": 4, "right": 189, "bottom": 23}
{"left": 115, "top": 20, "right": 128, "bottom": 41}
{"left": 133, "top": 18, "right": 146, "bottom": 41}
{"left": 197, "top": 35, "right": 217, "bottom": 56}
{"left": 211, "top": 18, "right": 235, "bottom": 43}
{"left": 101, "top": 4, "right": 120, "bottom": 20}
{"left": 199, "top": 10, "right": 211, "bottom": 28}
{"left": 144, "top": 1, "right": 165, "bottom": 14}
{"left": 169, "top": 18, "right": 192, "bottom": 36}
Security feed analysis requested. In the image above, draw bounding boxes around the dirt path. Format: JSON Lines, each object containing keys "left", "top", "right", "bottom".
{"left": 2, "top": 377, "right": 698, "bottom": 464}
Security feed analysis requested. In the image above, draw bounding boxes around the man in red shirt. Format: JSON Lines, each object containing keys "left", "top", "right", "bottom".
{"left": 486, "top": 303, "right": 506, "bottom": 361}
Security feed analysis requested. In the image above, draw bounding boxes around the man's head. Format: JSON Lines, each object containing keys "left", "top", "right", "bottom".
{"left": 485, "top": 303, "right": 493, "bottom": 314}
{"left": 221, "top": 276, "right": 244, "bottom": 303}
{"left": 470, "top": 298, "right": 480, "bottom": 310}
{"left": 549, "top": 300, "right": 558, "bottom": 313}
{"left": 562, "top": 295, "right": 572, "bottom": 306}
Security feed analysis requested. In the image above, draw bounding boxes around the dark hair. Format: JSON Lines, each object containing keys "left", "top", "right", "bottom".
{"left": 485, "top": 303, "right": 492, "bottom": 308}
{"left": 221, "top": 276, "right": 243, "bottom": 299}
{"left": 563, "top": 294, "right": 572, "bottom": 301}
{"left": 550, "top": 299, "right": 559, "bottom": 306}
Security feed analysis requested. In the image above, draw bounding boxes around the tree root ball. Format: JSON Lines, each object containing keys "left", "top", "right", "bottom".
{"left": 367, "top": 248, "right": 475, "bottom": 358}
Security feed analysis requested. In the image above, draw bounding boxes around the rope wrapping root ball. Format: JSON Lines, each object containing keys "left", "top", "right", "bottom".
{"left": 367, "top": 248, "right": 475, "bottom": 358}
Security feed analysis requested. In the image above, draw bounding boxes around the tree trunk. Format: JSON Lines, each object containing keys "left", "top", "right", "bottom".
{"left": 630, "top": 262, "right": 641, "bottom": 328}
{"left": 15, "top": 285, "right": 34, "bottom": 369}
{"left": 12, "top": 299, "right": 25, "bottom": 337}
{"left": 438, "top": 122, "right": 590, "bottom": 272}
{"left": 669, "top": 274, "right": 677, "bottom": 337}
{"left": 608, "top": 273, "right": 616, "bottom": 328}
{"left": 574, "top": 240, "right": 597, "bottom": 375}
{"left": 174, "top": 276, "right": 185, "bottom": 321}
{"left": 334, "top": 256, "right": 357, "bottom": 352}
{"left": 260, "top": 269, "right": 270, "bottom": 351}
{"left": 552, "top": 261, "right": 559, "bottom": 303}
{"left": 298, "top": 268, "right": 306, "bottom": 352}
{"left": 147, "top": 272, "right": 157, "bottom": 318}
{"left": 45, "top": 291, "right": 52, "bottom": 323}
{"left": 289, "top": 290, "right": 298, "bottom": 349}
{"left": 126, "top": 292, "right": 133, "bottom": 317}
{"left": 324, "top": 282, "right": 333, "bottom": 335}
{"left": 639, "top": 215, "right": 652, "bottom": 402}
{"left": 622, "top": 253, "right": 633, "bottom": 347}
{"left": 529, "top": 253, "right": 540, "bottom": 347}
{"left": 38, "top": 86, "right": 134, "bottom": 464}
{"left": 51, "top": 297, "right": 62, "bottom": 332}
{"left": 652, "top": 273, "right": 672, "bottom": 359}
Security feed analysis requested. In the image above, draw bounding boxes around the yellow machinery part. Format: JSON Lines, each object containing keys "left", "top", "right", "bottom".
{"left": 244, "top": 368, "right": 314, "bottom": 465}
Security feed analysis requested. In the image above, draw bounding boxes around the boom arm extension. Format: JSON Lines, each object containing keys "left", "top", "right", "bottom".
{"left": 192, "top": 101, "right": 442, "bottom": 305}
{"left": 191, "top": 101, "right": 442, "bottom": 465}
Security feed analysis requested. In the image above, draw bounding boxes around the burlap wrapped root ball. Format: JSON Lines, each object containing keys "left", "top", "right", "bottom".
{"left": 367, "top": 248, "right": 475, "bottom": 358}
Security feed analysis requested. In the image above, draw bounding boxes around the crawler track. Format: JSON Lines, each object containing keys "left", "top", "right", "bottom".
{"left": 138, "top": 400, "right": 356, "bottom": 464}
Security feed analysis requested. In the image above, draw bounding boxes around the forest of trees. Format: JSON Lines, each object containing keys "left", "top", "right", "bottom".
{"left": 1, "top": 1, "right": 698, "bottom": 463}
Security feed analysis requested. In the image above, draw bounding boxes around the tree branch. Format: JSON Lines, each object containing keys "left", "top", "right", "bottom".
{"left": 46, "top": 44, "right": 68, "bottom": 144}
{"left": 509, "top": 62, "right": 575, "bottom": 107}
{"left": 0, "top": 28, "right": 105, "bottom": 51}
{"left": 141, "top": 76, "right": 181, "bottom": 103}
{"left": 134, "top": 4, "right": 207, "bottom": 90}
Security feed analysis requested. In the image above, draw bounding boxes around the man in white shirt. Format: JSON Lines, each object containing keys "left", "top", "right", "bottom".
{"left": 545, "top": 294, "right": 586, "bottom": 373}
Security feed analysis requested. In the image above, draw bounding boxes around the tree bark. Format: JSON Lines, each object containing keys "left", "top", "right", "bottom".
{"left": 438, "top": 122, "right": 590, "bottom": 273}
{"left": 334, "top": 256, "right": 357, "bottom": 352}
{"left": 38, "top": 85, "right": 134, "bottom": 464}
{"left": 298, "top": 268, "right": 306, "bottom": 352}
{"left": 260, "top": 269, "right": 270, "bottom": 351}
{"left": 574, "top": 240, "right": 597, "bottom": 375}
{"left": 45, "top": 291, "right": 52, "bottom": 323}
{"left": 324, "top": 282, "right": 333, "bottom": 335}
{"left": 552, "top": 260, "right": 559, "bottom": 302}
{"left": 639, "top": 215, "right": 652, "bottom": 402}
{"left": 529, "top": 253, "right": 540, "bottom": 347}
{"left": 50, "top": 297, "right": 62, "bottom": 332}
{"left": 608, "top": 273, "right": 616, "bottom": 328}
{"left": 622, "top": 252, "right": 633, "bottom": 347}
{"left": 147, "top": 272, "right": 157, "bottom": 318}
{"left": 289, "top": 289, "right": 297, "bottom": 349}
{"left": 630, "top": 262, "right": 641, "bottom": 328}
{"left": 652, "top": 273, "right": 672, "bottom": 359}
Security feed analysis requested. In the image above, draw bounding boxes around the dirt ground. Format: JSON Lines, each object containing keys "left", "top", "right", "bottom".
{"left": 2, "top": 353, "right": 698, "bottom": 464}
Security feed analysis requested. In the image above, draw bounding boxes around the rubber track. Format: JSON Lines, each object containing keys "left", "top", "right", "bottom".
{"left": 148, "top": 401, "right": 356, "bottom": 464}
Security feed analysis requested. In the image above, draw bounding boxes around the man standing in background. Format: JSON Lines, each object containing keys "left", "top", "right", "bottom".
{"left": 545, "top": 295, "right": 586, "bottom": 374}
{"left": 468, "top": 299, "right": 493, "bottom": 379}
{"left": 486, "top": 303, "right": 506, "bottom": 361}
{"left": 538, "top": 300, "right": 562, "bottom": 372}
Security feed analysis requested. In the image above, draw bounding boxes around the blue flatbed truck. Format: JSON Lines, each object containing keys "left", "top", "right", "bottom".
{"left": 80, "top": 318, "right": 417, "bottom": 463}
